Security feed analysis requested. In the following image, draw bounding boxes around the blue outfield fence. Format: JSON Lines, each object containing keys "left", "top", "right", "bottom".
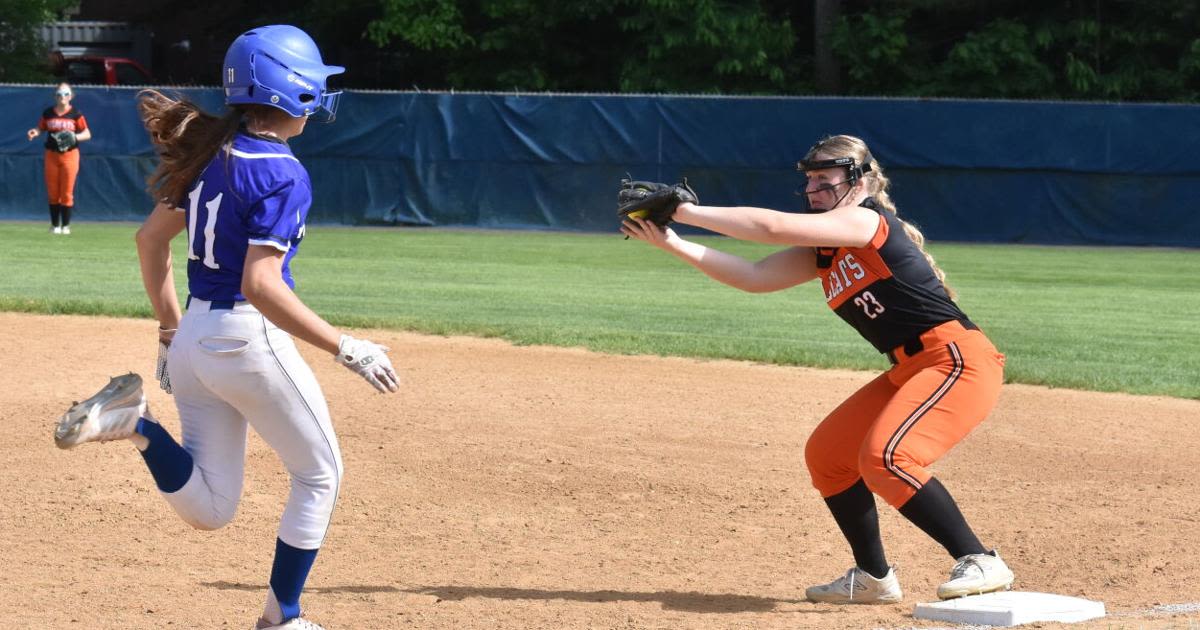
{"left": 1, "top": 85, "right": 1195, "bottom": 246}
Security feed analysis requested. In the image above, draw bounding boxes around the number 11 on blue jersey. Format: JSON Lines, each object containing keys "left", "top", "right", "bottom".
{"left": 187, "top": 181, "right": 224, "bottom": 270}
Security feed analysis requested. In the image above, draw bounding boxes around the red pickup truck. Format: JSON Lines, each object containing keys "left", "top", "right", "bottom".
{"left": 51, "top": 53, "right": 154, "bottom": 85}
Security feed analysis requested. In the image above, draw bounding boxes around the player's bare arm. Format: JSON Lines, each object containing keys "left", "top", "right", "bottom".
{"left": 134, "top": 201, "right": 184, "bottom": 332}
{"left": 674, "top": 199, "right": 879, "bottom": 248}
{"left": 622, "top": 219, "right": 818, "bottom": 292}
{"left": 241, "top": 245, "right": 342, "bottom": 355}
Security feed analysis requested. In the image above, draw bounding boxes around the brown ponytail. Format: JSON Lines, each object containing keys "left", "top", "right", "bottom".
{"left": 137, "top": 89, "right": 241, "bottom": 206}
{"left": 804, "top": 134, "right": 958, "bottom": 300}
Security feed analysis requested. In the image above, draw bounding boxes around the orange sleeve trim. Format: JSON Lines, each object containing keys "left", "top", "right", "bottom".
{"left": 75, "top": 114, "right": 88, "bottom": 131}
{"left": 869, "top": 212, "right": 889, "bottom": 249}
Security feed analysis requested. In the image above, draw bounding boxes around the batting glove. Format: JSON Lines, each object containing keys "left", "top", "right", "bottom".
{"left": 336, "top": 334, "right": 400, "bottom": 393}
{"left": 156, "top": 327, "right": 175, "bottom": 394}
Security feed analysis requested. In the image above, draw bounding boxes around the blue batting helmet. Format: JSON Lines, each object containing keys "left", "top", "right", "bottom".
{"left": 222, "top": 25, "right": 345, "bottom": 121}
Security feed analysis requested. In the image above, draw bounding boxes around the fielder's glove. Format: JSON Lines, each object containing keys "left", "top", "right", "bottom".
{"left": 336, "top": 334, "right": 400, "bottom": 393}
{"left": 616, "top": 178, "right": 699, "bottom": 228}
{"left": 50, "top": 130, "right": 78, "bottom": 153}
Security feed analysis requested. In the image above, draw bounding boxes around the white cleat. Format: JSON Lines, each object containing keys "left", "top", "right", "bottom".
{"left": 937, "top": 550, "right": 1015, "bottom": 600}
{"left": 806, "top": 566, "right": 902, "bottom": 604}
{"left": 54, "top": 373, "right": 146, "bottom": 449}
{"left": 52, "top": 226, "right": 62, "bottom": 234}
{"left": 255, "top": 617, "right": 326, "bottom": 629}
{"left": 61, "top": 225, "right": 71, "bottom": 235}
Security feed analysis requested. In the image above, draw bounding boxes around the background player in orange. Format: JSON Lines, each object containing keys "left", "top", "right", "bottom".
{"left": 619, "top": 134, "right": 1014, "bottom": 603}
{"left": 26, "top": 82, "right": 91, "bottom": 234}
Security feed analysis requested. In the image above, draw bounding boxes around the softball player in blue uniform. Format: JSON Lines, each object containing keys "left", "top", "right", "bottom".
{"left": 53, "top": 25, "right": 397, "bottom": 630}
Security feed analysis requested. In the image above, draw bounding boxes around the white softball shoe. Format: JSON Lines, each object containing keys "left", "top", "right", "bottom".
{"left": 51, "top": 226, "right": 62, "bottom": 234}
{"left": 54, "top": 373, "right": 146, "bottom": 449}
{"left": 937, "top": 550, "right": 1014, "bottom": 600}
{"left": 806, "top": 566, "right": 902, "bottom": 604}
{"left": 254, "top": 617, "right": 326, "bottom": 630}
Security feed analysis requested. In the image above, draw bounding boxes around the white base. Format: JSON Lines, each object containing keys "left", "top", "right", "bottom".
{"left": 913, "top": 591, "right": 1105, "bottom": 627}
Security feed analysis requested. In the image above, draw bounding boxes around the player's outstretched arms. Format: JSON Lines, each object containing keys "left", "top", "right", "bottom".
{"left": 673, "top": 195, "right": 878, "bottom": 248}
{"left": 621, "top": 217, "right": 818, "bottom": 292}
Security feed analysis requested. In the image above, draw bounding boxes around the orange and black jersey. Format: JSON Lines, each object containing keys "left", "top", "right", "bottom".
{"left": 815, "top": 198, "right": 972, "bottom": 355}
{"left": 39, "top": 106, "right": 88, "bottom": 151}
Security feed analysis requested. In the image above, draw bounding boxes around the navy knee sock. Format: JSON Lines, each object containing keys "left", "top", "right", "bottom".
{"left": 49, "top": 204, "right": 61, "bottom": 227}
{"left": 135, "top": 418, "right": 193, "bottom": 493}
{"left": 60, "top": 204, "right": 73, "bottom": 226}
{"left": 824, "top": 479, "right": 890, "bottom": 579}
{"left": 897, "top": 477, "right": 986, "bottom": 559}
{"left": 270, "top": 538, "right": 319, "bottom": 621}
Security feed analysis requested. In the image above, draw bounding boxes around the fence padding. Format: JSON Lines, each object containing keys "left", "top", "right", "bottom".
{"left": 1, "top": 86, "right": 1194, "bottom": 246}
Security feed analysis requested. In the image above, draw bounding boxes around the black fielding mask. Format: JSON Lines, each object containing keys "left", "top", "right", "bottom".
{"left": 796, "top": 156, "right": 873, "bottom": 213}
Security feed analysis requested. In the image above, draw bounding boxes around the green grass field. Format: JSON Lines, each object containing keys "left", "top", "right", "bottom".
{"left": 2, "top": 221, "right": 1196, "bottom": 399}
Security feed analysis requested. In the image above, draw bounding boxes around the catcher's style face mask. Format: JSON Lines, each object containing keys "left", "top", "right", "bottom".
{"left": 55, "top": 89, "right": 72, "bottom": 98}
{"left": 796, "top": 156, "right": 871, "bottom": 213}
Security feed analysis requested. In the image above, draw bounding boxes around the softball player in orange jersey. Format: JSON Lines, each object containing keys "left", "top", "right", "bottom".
{"left": 26, "top": 83, "right": 91, "bottom": 234}
{"left": 620, "top": 134, "right": 1014, "bottom": 603}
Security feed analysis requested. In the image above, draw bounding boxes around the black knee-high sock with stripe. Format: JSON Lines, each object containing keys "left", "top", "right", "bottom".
{"left": 897, "top": 476, "right": 986, "bottom": 559}
{"left": 824, "top": 479, "right": 890, "bottom": 579}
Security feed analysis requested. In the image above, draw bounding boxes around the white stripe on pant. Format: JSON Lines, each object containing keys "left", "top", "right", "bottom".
{"left": 163, "top": 299, "right": 342, "bottom": 550}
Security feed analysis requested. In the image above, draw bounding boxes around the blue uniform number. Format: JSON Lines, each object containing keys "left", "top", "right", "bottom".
{"left": 186, "top": 181, "right": 224, "bottom": 270}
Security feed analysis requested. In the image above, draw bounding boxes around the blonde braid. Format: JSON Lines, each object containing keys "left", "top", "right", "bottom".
{"left": 806, "top": 135, "right": 957, "bottom": 300}
{"left": 865, "top": 168, "right": 957, "bottom": 300}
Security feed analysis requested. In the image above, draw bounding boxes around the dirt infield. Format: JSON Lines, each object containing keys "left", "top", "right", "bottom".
{"left": 3, "top": 312, "right": 1199, "bottom": 629}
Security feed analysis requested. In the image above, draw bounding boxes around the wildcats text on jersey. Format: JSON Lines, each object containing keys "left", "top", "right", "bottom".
{"left": 818, "top": 240, "right": 893, "bottom": 310}
{"left": 814, "top": 199, "right": 972, "bottom": 354}
{"left": 823, "top": 251, "right": 867, "bottom": 302}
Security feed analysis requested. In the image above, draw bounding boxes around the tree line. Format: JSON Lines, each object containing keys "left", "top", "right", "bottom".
{"left": 5, "top": 0, "right": 1200, "bottom": 102}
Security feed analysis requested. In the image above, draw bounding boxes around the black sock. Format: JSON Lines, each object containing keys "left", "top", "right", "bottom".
{"left": 824, "top": 479, "right": 890, "bottom": 579}
{"left": 897, "top": 477, "right": 986, "bottom": 559}
{"left": 60, "top": 205, "right": 72, "bottom": 226}
{"left": 49, "top": 204, "right": 61, "bottom": 227}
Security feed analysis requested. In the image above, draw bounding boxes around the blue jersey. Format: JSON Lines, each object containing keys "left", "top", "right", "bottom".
{"left": 178, "top": 131, "right": 311, "bottom": 302}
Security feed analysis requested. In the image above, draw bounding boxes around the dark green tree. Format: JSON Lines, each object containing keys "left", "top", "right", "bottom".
{"left": 0, "top": 0, "right": 77, "bottom": 82}
{"left": 360, "top": 0, "right": 799, "bottom": 93}
{"left": 46, "top": 0, "right": 1200, "bottom": 101}
{"left": 832, "top": 0, "right": 1200, "bottom": 102}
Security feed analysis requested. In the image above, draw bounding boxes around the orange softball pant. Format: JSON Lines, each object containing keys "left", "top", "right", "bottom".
{"left": 804, "top": 321, "right": 1005, "bottom": 509}
{"left": 44, "top": 149, "right": 80, "bottom": 207}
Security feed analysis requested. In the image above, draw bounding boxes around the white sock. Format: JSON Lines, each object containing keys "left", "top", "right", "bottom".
{"left": 128, "top": 433, "right": 150, "bottom": 451}
{"left": 127, "top": 407, "right": 159, "bottom": 452}
{"left": 262, "top": 587, "right": 284, "bottom": 625}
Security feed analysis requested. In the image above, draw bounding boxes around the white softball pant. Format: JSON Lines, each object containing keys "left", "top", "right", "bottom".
{"left": 163, "top": 298, "right": 343, "bottom": 550}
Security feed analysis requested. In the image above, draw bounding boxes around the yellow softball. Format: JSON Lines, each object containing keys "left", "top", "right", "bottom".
{"left": 626, "top": 209, "right": 649, "bottom": 220}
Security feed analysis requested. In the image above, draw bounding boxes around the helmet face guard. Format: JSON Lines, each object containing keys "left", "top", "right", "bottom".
{"left": 795, "top": 156, "right": 872, "bottom": 213}
{"left": 303, "top": 86, "right": 342, "bottom": 122}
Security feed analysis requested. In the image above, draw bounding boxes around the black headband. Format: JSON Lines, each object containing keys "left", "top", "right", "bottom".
{"left": 796, "top": 156, "right": 873, "bottom": 182}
